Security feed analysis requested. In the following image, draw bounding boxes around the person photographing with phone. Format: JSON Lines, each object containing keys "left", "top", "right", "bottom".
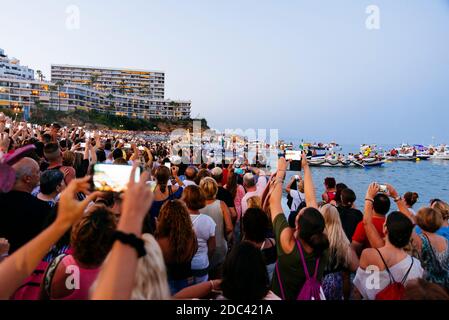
{"left": 351, "top": 182, "right": 392, "bottom": 257}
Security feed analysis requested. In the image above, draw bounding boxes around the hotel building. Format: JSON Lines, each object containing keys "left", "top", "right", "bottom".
{"left": 51, "top": 64, "right": 165, "bottom": 100}
{"left": 0, "top": 77, "right": 191, "bottom": 120}
{"left": 0, "top": 48, "right": 35, "bottom": 80}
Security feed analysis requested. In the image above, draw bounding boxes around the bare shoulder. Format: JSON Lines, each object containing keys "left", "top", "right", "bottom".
{"left": 359, "top": 248, "right": 381, "bottom": 269}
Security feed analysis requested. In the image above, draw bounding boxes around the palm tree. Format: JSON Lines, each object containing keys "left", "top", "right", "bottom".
{"left": 89, "top": 74, "right": 99, "bottom": 88}
{"left": 36, "top": 70, "right": 45, "bottom": 82}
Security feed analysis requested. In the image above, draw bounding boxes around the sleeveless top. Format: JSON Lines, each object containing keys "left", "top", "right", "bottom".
{"left": 200, "top": 200, "right": 228, "bottom": 267}
{"left": 54, "top": 255, "right": 100, "bottom": 300}
{"left": 420, "top": 234, "right": 449, "bottom": 289}
{"left": 261, "top": 238, "right": 277, "bottom": 265}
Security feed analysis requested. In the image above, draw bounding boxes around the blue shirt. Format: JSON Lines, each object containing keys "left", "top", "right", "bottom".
{"left": 415, "top": 225, "right": 449, "bottom": 241}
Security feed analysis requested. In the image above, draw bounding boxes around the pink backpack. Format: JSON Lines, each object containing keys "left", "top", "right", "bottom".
{"left": 276, "top": 240, "right": 325, "bottom": 300}
{"left": 10, "top": 261, "right": 49, "bottom": 300}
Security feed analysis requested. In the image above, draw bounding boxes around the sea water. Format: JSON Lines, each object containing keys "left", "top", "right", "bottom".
{"left": 280, "top": 144, "right": 449, "bottom": 211}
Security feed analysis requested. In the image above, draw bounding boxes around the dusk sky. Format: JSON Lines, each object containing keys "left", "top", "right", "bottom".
{"left": 1, "top": 0, "right": 448, "bottom": 145}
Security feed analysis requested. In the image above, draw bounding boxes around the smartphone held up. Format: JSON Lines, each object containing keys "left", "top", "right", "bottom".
{"left": 285, "top": 150, "right": 302, "bottom": 172}
{"left": 92, "top": 164, "right": 141, "bottom": 193}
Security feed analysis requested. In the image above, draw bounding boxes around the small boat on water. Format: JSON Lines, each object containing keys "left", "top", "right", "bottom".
{"left": 308, "top": 157, "right": 385, "bottom": 168}
{"left": 430, "top": 145, "right": 449, "bottom": 160}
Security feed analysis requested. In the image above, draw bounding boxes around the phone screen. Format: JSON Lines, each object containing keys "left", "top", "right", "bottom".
{"left": 164, "top": 162, "right": 171, "bottom": 170}
{"left": 93, "top": 164, "right": 140, "bottom": 193}
{"left": 285, "top": 151, "right": 302, "bottom": 161}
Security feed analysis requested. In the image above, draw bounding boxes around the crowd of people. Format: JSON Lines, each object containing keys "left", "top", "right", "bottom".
{"left": 1, "top": 111, "right": 449, "bottom": 300}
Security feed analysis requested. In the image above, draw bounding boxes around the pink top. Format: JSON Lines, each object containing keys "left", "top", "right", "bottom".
{"left": 55, "top": 255, "right": 101, "bottom": 300}
{"left": 234, "top": 185, "right": 246, "bottom": 221}
{"left": 225, "top": 184, "right": 246, "bottom": 221}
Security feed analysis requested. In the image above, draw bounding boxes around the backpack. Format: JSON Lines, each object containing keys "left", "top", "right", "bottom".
{"left": 374, "top": 249, "right": 414, "bottom": 300}
{"left": 276, "top": 240, "right": 326, "bottom": 300}
{"left": 10, "top": 261, "right": 49, "bottom": 300}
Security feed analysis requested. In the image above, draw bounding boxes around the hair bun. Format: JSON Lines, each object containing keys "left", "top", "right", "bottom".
{"left": 307, "top": 233, "right": 330, "bottom": 255}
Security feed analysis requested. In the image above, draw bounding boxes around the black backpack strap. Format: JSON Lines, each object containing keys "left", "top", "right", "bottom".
{"left": 401, "top": 257, "right": 414, "bottom": 285}
{"left": 375, "top": 248, "right": 396, "bottom": 283}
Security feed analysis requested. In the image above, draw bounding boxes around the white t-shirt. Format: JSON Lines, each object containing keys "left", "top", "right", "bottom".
{"left": 190, "top": 214, "right": 216, "bottom": 270}
{"left": 241, "top": 175, "right": 268, "bottom": 215}
{"left": 353, "top": 255, "right": 423, "bottom": 300}
{"left": 183, "top": 180, "right": 197, "bottom": 187}
{"left": 289, "top": 190, "right": 305, "bottom": 212}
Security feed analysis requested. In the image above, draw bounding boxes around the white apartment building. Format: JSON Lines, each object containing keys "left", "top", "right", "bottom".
{"left": 51, "top": 64, "right": 165, "bottom": 100}
{"left": 0, "top": 77, "right": 190, "bottom": 120}
{"left": 0, "top": 48, "right": 35, "bottom": 80}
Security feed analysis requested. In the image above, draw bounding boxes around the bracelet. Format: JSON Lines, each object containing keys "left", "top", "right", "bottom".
{"left": 365, "top": 198, "right": 374, "bottom": 203}
{"left": 394, "top": 196, "right": 402, "bottom": 202}
{"left": 112, "top": 231, "right": 146, "bottom": 258}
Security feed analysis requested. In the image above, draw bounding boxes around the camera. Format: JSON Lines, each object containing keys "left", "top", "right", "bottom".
{"left": 378, "top": 184, "right": 388, "bottom": 193}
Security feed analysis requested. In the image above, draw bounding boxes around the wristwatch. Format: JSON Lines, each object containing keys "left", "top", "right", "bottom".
{"left": 394, "top": 196, "right": 402, "bottom": 202}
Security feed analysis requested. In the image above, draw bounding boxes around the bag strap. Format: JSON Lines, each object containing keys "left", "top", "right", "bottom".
{"left": 400, "top": 257, "right": 414, "bottom": 285}
{"left": 42, "top": 254, "right": 67, "bottom": 298}
{"left": 375, "top": 248, "right": 396, "bottom": 283}
{"left": 191, "top": 214, "right": 201, "bottom": 225}
{"left": 295, "top": 240, "right": 320, "bottom": 280}
{"left": 275, "top": 262, "right": 286, "bottom": 300}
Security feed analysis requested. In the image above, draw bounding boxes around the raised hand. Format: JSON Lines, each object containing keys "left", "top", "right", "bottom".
{"left": 120, "top": 165, "right": 153, "bottom": 229}
{"left": 366, "top": 182, "right": 379, "bottom": 200}
{"left": 56, "top": 176, "right": 102, "bottom": 230}
{"left": 386, "top": 184, "right": 399, "bottom": 199}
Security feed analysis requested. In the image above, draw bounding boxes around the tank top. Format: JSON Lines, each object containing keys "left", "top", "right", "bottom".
{"left": 55, "top": 255, "right": 100, "bottom": 300}
{"left": 261, "top": 238, "right": 277, "bottom": 265}
{"left": 200, "top": 200, "right": 228, "bottom": 267}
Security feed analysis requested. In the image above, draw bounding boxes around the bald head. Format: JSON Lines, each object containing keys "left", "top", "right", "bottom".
{"left": 13, "top": 157, "right": 40, "bottom": 193}
{"left": 185, "top": 166, "right": 198, "bottom": 181}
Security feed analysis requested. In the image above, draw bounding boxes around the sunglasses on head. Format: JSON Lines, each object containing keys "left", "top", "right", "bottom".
{"left": 430, "top": 199, "right": 442, "bottom": 206}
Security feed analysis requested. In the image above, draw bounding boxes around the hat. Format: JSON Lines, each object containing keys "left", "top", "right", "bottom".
{"left": 0, "top": 144, "right": 36, "bottom": 193}
{"left": 211, "top": 167, "right": 223, "bottom": 177}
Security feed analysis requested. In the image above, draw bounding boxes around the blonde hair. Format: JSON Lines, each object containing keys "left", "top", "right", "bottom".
{"left": 298, "top": 180, "right": 305, "bottom": 193}
{"left": 416, "top": 207, "right": 443, "bottom": 233}
{"left": 319, "top": 204, "right": 351, "bottom": 269}
{"left": 62, "top": 150, "right": 76, "bottom": 167}
{"left": 199, "top": 177, "right": 218, "bottom": 200}
{"left": 131, "top": 234, "right": 171, "bottom": 300}
{"left": 247, "top": 196, "right": 262, "bottom": 209}
{"left": 432, "top": 200, "right": 449, "bottom": 221}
